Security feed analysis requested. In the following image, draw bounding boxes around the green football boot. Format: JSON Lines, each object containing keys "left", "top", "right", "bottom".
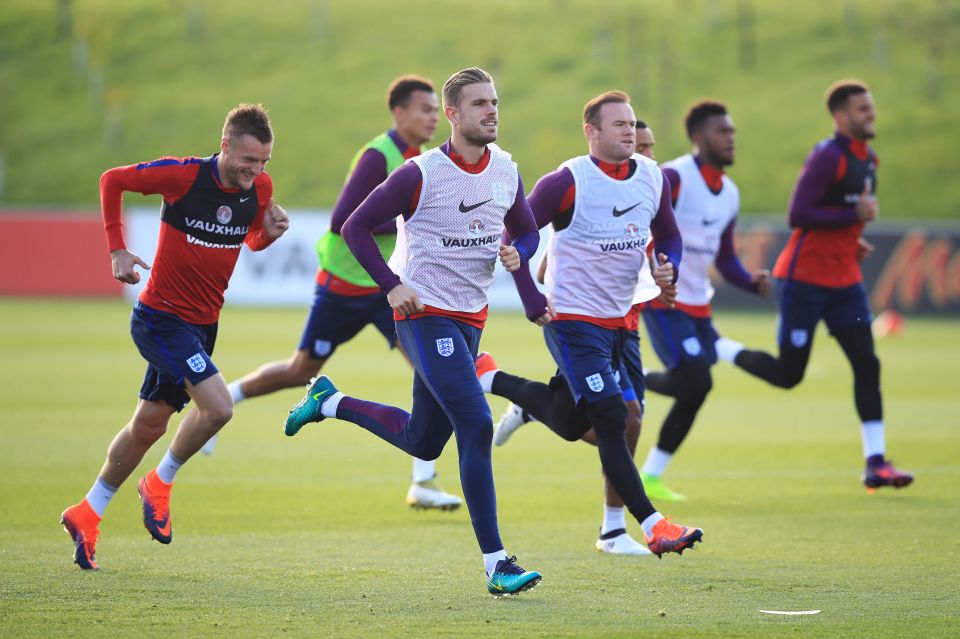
{"left": 640, "top": 473, "right": 688, "bottom": 502}
{"left": 285, "top": 376, "right": 338, "bottom": 436}
{"left": 486, "top": 556, "right": 542, "bottom": 597}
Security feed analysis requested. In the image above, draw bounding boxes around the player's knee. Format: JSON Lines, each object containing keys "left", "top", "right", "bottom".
{"left": 677, "top": 361, "right": 713, "bottom": 399}
{"left": 854, "top": 352, "right": 881, "bottom": 386}
{"left": 585, "top": 396, "right": 628, "bottom": 440}
{"left": 779, "top": 367, "right": 805, "bottom": 389}
{"left": 129, "top": 416, "right": 167, "bottom": 445}
{"left": 204, "top": 402, "right": 233, "bottom": 428}
{"left": 412, "top": 442, "right": 443, "bottom": 461}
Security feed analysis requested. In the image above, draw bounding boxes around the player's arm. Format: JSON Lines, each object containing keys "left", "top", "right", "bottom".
{"left": 715, "top": 218, "right": 770, "bottom": 297}
{"left": 662, "top": 167, "right": 681, "bottom": 208}
{"left": 506, "top": 169, "right": 572, "bottom": 325}
{"left": 244, "top": 177, "right": 289, "bottom": 251}
{"left": 342, "top": 163, "right": 422, "bottom": 313}
{"left": 499, "top": 175, "right": 540, "bottom": 271}
{"left": 99, "top": 159, "right": 195, "bottom": 284}
{"left": 329, "top": 149, "right": 394, "bottom": 235}
{"left": 649, "top": 172, "right": 682, "bottom": 285}
{"left": 788, "top": 145, "right": 871, "bottom": 229}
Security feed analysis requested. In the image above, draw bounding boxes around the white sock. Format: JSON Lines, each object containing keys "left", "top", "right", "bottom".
{"left": 483, "top": 549, "right": 508, "bottom": 576}
{"left": 601, "top": 505, "right": 626, "bottom": 535}
{"left": 861, "top": 420, "right": 886, "bottom": 458}
{"left": 320, "top": 391, "right": 344, "bottom": 418}
{"left": 228, "top": 380, "right": 246, "bottom": 404}
{"left": 412, "top": 457, "right": 436, "bottom": 484}
{"left": 479, "top": 370, "right": 498, "bottom": 394}
{"left": 640, "top": 512, "right": 664, "bottom": 538}
{"left": 155, "top": 449, "right": 184, "bottom": 484}
{"left": 715, "top": 336, "right": 745, "bottom": 363}
{"left": 641, "top": 447, "right": 673, "bottom": 477}
{"left": 85, "top": 477, "right": 117, "bottom": 518}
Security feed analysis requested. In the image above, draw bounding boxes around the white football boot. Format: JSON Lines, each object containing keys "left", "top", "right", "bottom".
{"left": 595, "top": 529, "right": 653, "bottom": 555}
{"left": 493, "top": 403, "right": 530, "bottom": 446}
{"left": 406, "top": 480, "right": 463, "bottom": 511}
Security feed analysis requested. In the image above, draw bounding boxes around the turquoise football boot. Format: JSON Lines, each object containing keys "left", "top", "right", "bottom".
{"left": 285, "top": 376, "right": 338, "bottom": 436}
{"left": 486, "top": 556, "right": 542, "bottom": 596}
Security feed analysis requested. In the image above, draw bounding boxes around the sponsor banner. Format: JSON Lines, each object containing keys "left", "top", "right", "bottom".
{"left": 125, "top": 207, "right": 550, "bottom": 309}
{"left": 712, "top": 220, "right": 960, "bottom": 315}
{"left": 0, "top": 211, "right": 122, "bottom": 296}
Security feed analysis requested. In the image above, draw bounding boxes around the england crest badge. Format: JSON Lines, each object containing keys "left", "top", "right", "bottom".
{"left": 436, "top": 337, "right": 455, "bottom": 357}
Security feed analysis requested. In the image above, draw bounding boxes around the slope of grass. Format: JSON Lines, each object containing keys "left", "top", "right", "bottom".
{"left": 0, "top": 0, "right": 958, "bottom": 217}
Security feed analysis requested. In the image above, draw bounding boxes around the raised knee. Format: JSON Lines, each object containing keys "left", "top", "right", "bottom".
{"left": 130, "top": 417, "right": 168, "bottom": 445}
{"left": 203, "top": 402, "right": 233, "bottom": 427}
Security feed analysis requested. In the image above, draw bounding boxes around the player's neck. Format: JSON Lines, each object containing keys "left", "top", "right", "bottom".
{"left": 393, "top": 126, "right": 424, "bottom": 151}
{"left": 449, "top": 133, "right": 486, "bottom": 164}
{"left": 214, "top": 154, "right": 239, "bottom": 190}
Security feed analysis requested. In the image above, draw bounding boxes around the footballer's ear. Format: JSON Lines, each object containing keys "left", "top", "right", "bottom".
{"left": 220, "top": 137, "right": 230, "bottom": 154}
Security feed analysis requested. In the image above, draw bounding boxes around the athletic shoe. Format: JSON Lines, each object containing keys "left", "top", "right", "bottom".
{"left": 644, "top": 517, "right": 703, "bottom": 558}
{"left": 137, "top": 469, "right": 173, "bottom": 544}
{"left": 60, "top": 500, "right": 101, "bottom": 570}
{"left": 475, "top": 351, "right": 498, "bottom": 380}
{"left": 640, "top": 472, "right": 688, "bottom": 502}
{"left": 862, "top": 458, "right": 914, "bottom": 493}
{"left": 405, "top": 479, "right": 463, "bottom": 511}
{"left": 493, "top": 402, "right": 530, "bottom": 446}
{"left": 200, "top": 434, "right": 217, "bottom": 456}
{"left": 595, "top": 528, "right": 652, "bottom": 556}
{"left": 285, "top": 376, "right": 338, "bottom": 437}
{"left": 486, "top": 556, "right": 542, "bottom": 596}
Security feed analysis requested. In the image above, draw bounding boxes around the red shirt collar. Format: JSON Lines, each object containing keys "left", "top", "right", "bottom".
{"left": 692, "top": 154, "right": 725, "bottom": 192}
{"left": 590, "top": 156, "right": 632, "bottom": 180}
{"left": 445, "top": 140, "right": 490, "bottom": 174}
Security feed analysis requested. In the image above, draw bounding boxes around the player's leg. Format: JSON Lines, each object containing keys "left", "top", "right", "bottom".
{"left": 827, "top": 285, "right": 913, "bottom": 491}
{"left": 717, "top": 279, "right": 817, "bottom": 389}
{"left": 371, "top": 304, "right": 462, "bottom": 511}
{"left": 553, "top": 321, "right": 703, "bottom": 556}
{"left": 640, "top": 310, "right": 716, "bottom": 501}
{"left": 61, "top": 395, "right": 176, "bottom": 570}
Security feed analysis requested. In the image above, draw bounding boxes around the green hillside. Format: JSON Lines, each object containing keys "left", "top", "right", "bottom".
{"left": 1, "top": 0, "right": 958, "bottom": 217}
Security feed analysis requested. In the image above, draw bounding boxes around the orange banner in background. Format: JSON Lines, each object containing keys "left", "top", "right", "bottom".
{"left": 0, "top": 212, "right": 122, "bottom": 296}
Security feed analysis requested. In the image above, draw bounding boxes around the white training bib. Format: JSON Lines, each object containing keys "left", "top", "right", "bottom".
{"left": 547, "top": 154, "right": 664, "bottom": 318}
{"left": 388, "top": 144, "right": 518, "bottom": 312}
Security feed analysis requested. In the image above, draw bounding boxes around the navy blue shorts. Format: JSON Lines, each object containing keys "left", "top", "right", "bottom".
{"left": 642, "top": 308, "right": 719, "bottom": 370}
{"left": 776, "top": 279, "right": 872, "bottom": 349}
{"left": 619, "top": 328, "right": 645, "bottom": 406}
{"left": 130, "top": 302, "right": 219, "bottom": 411}
{"left": 297, "top": 284, "right": 396, "bottom": 358}
{"left": 544, "top": 320, "right": 626, "bottom": 404}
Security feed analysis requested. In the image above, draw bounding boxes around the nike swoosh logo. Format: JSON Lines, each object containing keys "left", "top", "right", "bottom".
{"left": 459, "top": 199, "right": 492, "bottom": 213}
{"left": 240, "top": 197, "right": 251, "bottom": 203}
{"left": 612, "top": 202, "right": 642, "bottom": 217}
{"left": 702, "top": 218, "right": 721, "bottom": 226}
{"left": 312, "top": 389, "right": 331, "bottom": 402}
{"left": 491, "top": 579, "right": 505, "bottom": 591}
{"left": 156, "top": 516, "right": 171, "bottom": 538}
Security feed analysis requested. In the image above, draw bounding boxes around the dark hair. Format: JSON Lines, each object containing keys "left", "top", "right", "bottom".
{"left": 583, "top": 91, "right": 630, "bottom": 127}
{"left": 387, "top": 74, "right": 435, "bottom": 111}
{"left": 635, "top": 120, "right": 648, "bottom": 130}
{"left": 222, "top": 104, "right": 273, "bottom": 144}
{"left": 442, "top": 67, "right": 494, "bottom": 109}
{"left": 825, "top": 79, "right": 870, "bottom": 113}
{"left": 684, "top": 100, "right": 727, "bottom": 139}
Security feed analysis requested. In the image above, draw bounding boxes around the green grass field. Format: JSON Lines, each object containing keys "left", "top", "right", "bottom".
{"left": 1, "top": 0, "right": 958, "bottom": 217}
{"left": 1, "top": 300, "right": 958, "bottom": 638}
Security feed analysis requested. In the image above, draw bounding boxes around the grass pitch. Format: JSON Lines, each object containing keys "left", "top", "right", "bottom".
{"left": 0, "top": 299, "right": 958, "bottom": 638}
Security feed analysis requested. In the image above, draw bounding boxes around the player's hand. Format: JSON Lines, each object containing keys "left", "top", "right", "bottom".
{"left": 387, "top": 284, "right": 424, "bottom": 315}
{"left": 110, "top": 249, "right": 150, "bottom": 285}
{"left": 656, "top": 282, "right": 678, "bottom": 307}
{"left": 752, "top": 269, "right": 772, "bottom": 298}
{"left": 856, "top": 237, "right": 875, "bottom": 262}
{"left": 264, "top": 197, "right": 290, "bottom": 240}
{"left": 499, "top": 244, "right": 522, "bottom": 272}
{"left": 532, "top": 298, "right": 556, "bottom": 327}
{"left": 652, "top": 253, "right": 675, "bottom": 287}
{"left": 856, "top": 182, "right": 878, "bottom": 222}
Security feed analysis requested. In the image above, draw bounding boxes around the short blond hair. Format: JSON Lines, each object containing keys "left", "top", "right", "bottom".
{"left": 442, "top": 67, "right": 494, "bottom": 109}
{"left": 583, "top": 91, "right": 630, "bottom": 128}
